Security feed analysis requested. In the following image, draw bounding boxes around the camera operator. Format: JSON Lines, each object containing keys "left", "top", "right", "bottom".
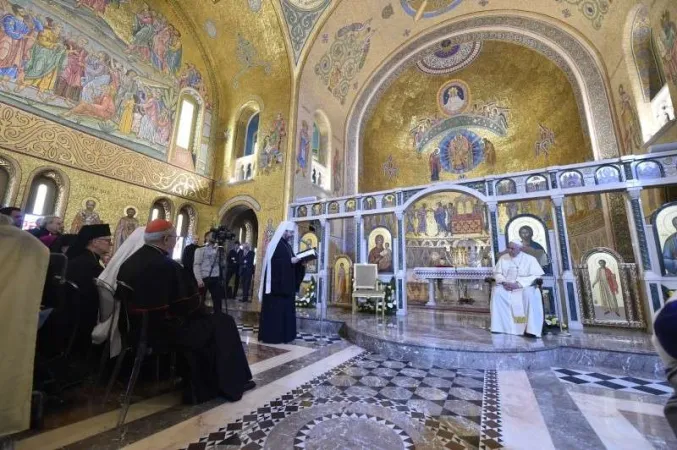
{"left": 193, "top": 231, "right": 226, "bottom": 314}
{"left": 225, "top": 241, "right": 242, "bottom": 299}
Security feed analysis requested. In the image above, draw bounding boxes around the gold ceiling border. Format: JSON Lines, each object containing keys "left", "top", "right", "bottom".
{"left": 0, "top": 102, "right": 213, "bottom": 204}
{"left": 344, "top": 12, "right": 620, "bottom": 194}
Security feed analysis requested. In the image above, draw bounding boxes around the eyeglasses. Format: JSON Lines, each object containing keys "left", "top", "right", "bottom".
{"left": 94, "top": 238, "right": 112, "bottom": 244}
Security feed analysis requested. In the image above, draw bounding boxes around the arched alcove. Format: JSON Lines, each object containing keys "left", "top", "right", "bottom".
{"left": 311, "top": 110, "right": 331, "bottom": 191}
{"left": 622, "top": 4, "right": 672, "bottom": 146}
{"left": 232, "top": 101, "right": 262, "bottom": 182}
{"left": 21, "top": 166, "right": 70, "bottom": 218}
{"left": 169, "top": 88, "right": 206, "bottom": 173}
{"left": 0, "top": 153, "right": 21, "bottom": 207}
{"left": 149, "top": 197, "right": 174, "bottom": 222}
{"left": 346, "top": 14, "right": 621, "bottom": 194}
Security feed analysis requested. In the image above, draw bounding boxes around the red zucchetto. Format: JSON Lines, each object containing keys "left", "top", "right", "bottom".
{"left": 145, "top": 219, "right": 173, "bottom": 233}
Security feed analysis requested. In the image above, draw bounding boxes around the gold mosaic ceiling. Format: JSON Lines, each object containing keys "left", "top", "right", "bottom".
{"left": 360, "top": 40, "right": 593, "bottom": 192}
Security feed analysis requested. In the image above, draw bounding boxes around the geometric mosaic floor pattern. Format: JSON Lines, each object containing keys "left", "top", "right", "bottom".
{"left": 184, "top": 353, "right": 502, "bottom": 449}
{"left": 236, "top": 324, "right": 343, "bottom": 347}
{"left": 553, "top": 367, "right": 672, "bottom": 397}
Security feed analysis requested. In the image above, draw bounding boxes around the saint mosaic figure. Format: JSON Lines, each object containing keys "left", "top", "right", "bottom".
{"left": 591, "top": 259, "right": 620, "bottom": 316}
{"left": 113, "top": 207, "right": 139, "bottom": 255}
{"left": 491, "top": 240, "right": 544, "bottom": 338}
{"left": 70, "top": 199, "right": 102, "bottom": 233}
{"left": 663, "top": 217, "right": 677, "bottom": 275}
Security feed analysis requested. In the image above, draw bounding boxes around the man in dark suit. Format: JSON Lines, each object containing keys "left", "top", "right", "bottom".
{"left": 239, "top": 242, "right": 255, "bottom": 303}
{"left": 181, "top": 233, "right": 205, "bottom": 289}
{"left": 225, "top": 241, "right": 242, "bottom": 299}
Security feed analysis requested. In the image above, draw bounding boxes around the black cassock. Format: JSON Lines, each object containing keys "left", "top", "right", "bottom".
{"left": 117, "top": 245, "right": 253, "bottom": 403}
{"left": 66, "top": 250, "right": 104, "bottom": 353}
{"left": 258, "top": 239, "right": 305, "bottom": 344}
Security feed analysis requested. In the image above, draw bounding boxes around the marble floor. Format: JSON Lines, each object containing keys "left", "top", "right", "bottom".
{"left": 5, "top": 310, "right": 675, "bottom": 449}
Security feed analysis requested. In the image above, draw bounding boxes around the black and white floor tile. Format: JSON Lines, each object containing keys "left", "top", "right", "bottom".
{"left": 553, "top": 367, "right": 672, "bottom": 396}
{"left": 183, "top": 353, "right": 499, "bottom": 449}
{"left": 236, "top": 324, "right": 343, "bottom": 347}
{"left": 479, "top": 370, "right": 503, "bottom": 450}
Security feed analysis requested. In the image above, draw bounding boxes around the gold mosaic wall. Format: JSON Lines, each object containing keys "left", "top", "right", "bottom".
{"left": 0, "top": 102, "right": 212, "bottom": 203}
{"left": 360, "top": 41, "right": 592, "bottom": 192}
{"left": 1, "top": 150, "right": 214, "bottom": 239}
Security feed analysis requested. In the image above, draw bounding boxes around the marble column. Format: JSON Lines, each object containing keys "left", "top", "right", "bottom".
{"left": 625, "top": 188, "right": 663, "bottom": 323}
{"left": 354, "top": 214, "right": 363, "bottom": 264}
{"left": 318, "top": 218, "right": 329, "bottom": 320}
{"left": 396, "top": 210, "right": 407, "bottom": 316}
{"left": 487, "top": 201, "right": 499, "bottom": 263}
{"left": 551, "top": 195, "right": 583, "bottom": 330}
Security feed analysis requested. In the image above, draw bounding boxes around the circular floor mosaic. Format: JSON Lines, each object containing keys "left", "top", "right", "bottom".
{"left": 293, "top": 412, "right": 414, "bottom": 450}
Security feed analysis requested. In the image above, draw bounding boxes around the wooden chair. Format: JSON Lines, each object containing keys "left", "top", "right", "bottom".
{"left": 351, "top": 264, "right": 386, "bottom": 319}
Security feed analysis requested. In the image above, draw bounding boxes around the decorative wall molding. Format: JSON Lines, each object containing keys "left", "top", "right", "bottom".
{"left": 0, "top": 102, "right": 213, "bottom": 204}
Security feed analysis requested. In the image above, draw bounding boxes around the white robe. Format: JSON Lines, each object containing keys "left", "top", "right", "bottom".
{"left": 491, "top": 252, "right": 545, "bottom": 337}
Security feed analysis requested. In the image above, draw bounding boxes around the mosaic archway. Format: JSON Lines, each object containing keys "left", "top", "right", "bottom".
{"left": 346, "top": 14, "right": 620, "bottom": 193}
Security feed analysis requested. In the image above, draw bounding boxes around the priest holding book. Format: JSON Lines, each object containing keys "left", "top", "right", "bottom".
{"left": 258, "top": 221, "right": 313, "bottom": 344}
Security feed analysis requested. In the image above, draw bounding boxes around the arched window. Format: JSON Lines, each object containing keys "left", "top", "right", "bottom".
{"left": 233, "top": 103, "right": 260, "bottom": 182}
{"left": 176, "top": 97, "right": 198, "bottom": 150}
{"left": 0, "top": 154, "right": 20, "bottom": 206}
{"left": 149, "top": 198, "right": 173, "bottom": 222}
{"left": 172, "top": 205, "right": 194, "bottom": 260}
{"left": 623, "top": 5, "right": 675, "bottom": 145}
{"left": 0, "top": 166, "right": 8, "bottom": 204}
{"left": 26, "top": 176, "right": 57, "bottom": 216}
{"left": 170, "top": 89, "right": 204, "bottom": 172}
{"left": 311, "top": 111, "right": 331, "bottom": 190}
{"left": 312, "top": 122, "right": 321, "bottom": 160}
{"left": 244, "top": 113, "right": 259, "bottom": 157}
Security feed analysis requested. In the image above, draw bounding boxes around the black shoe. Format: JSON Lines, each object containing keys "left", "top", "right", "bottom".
{"left": 244, "top": 380, "right": 256, "bottom": 392}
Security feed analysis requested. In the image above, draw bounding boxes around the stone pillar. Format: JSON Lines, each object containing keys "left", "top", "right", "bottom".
{"left": 551, "top": 195, "right": 583, "bottom": 330}
{"left": 396, "top": 210, "right": 407, "bottom": 316}
{"left": 625, "top": 188, "right": 663, "bottom": 323}
{"left": 487, "top": 201, "right": 499, "bottom": 263}
{"left": 354, "top": 214, "right": 363, "bottom": 264}
{"left": 318, "top": 218, "right": 329, "bottom": 320}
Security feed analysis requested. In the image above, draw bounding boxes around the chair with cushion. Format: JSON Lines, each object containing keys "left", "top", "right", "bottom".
{"left": 351, "top": 264, "right": 386, "bottom": 318}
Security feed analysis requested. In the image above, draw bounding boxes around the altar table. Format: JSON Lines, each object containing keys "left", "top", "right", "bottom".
{"left": 413, "top": 267, "right": 493, "bottom": 306}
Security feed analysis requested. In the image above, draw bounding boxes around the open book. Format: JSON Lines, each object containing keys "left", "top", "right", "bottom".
{"left": 296, "top": 247, "right": 318, "bottom": 263}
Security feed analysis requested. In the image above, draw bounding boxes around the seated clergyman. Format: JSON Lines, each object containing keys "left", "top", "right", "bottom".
{"left": 117, "top": 219, "right": 254, "bottom": 403}
{"left": 490, "top": 240, "right": 544, "bottom": 338}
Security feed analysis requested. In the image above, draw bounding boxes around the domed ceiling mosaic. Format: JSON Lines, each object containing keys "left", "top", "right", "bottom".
{"left": 416, "top": 40, "right": 483, "bottom": 75}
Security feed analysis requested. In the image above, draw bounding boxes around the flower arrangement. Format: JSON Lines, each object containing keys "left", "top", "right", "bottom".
{"left": 357, "top": 277, "right": 397, "bottom": 315}
{"left": 296, "top": 276, "right": 317, "bottom": 308}
{"left": 544, "top": 314, "right": 567, "bottom": 329}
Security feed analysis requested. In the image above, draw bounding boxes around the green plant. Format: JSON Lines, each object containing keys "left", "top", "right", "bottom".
{"left": 545, "top": 314, "right": 567, "bottom": 329}
{"left": 296, "top": 276, "right": 317, "bottom": 308}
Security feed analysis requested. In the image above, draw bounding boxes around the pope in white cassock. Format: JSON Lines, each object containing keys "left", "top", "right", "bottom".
{"left": 491, "top": 240, "right": 545, "bottom": 337}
